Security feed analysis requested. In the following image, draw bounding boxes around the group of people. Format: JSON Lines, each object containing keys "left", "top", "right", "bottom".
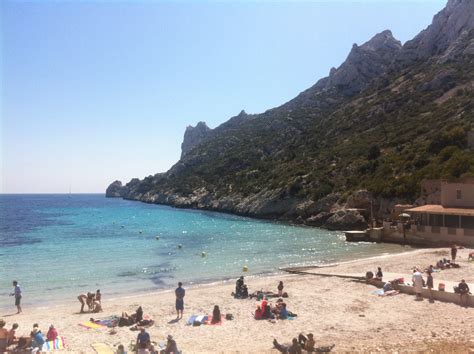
{"left": 254, "top": 297, "right": 292, "bottom": 320}
{"left": 77, "top": 290, "right": 102, "bottom": 313}
{"left": 273, "top": 333, "right": 335, "bottom": 353}
{"left": 233, "top": 276, "right": 249, "bottom": 299}
{"left": 0, "top": 320, "right": 59, "bottom": 352}
{"left": 134, "top": 328, "right": 179, "bottom": 354}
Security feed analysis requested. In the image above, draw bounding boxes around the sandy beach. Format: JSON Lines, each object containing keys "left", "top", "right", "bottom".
{"left": 2, "top": 247, "right": 473, "bottom": 353}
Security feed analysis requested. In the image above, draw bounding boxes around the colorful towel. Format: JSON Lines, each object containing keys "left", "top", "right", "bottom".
{"left": 79, "top": 321, "right": 106, "bottom": 330}
{"left": 205, "top": 315, "right": 224, "bottom": 325}
{"left": 95, "top": 316, "right": 120, "bottom": 327}
{"left": 91, "top": 342, "right": 114, "bottom": 354}
{"left": 42, "top": 336, "right": 66, "bottom": 351}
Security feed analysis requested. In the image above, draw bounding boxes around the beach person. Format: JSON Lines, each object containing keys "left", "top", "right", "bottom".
{"left": 95, "top": 289, "right": 102, "bottom": 303}
{"left": 254, "top": 305, "right": 264, "bottom": 320}
{"left": 426, "top": 270, "right": 434, "bottom": 303}
{"left": 235, "top": 276, "right": 245, "bottom": 298}
{"left": 116, "top": 344, "right": 126, "bottom": 354}
{"left": 211, "top": 305, "right": 221, "bottom": 324}
{"left": 278, "top": 281, "right": 284, "bottom": 297}
{"left": 46, "top": 324, "right": 58, "bottom": 341}
{"left": 92, "top": 298, "right": 103, "bottom": 313}
{"left": 135, "top": 306, "right": 144, "bottom": 323}
{"left": 136, "top": 327, "right": 150, "bottom": 350}
{"left": 77, "top": 293, "right": 88, "bottom": 313}
{"left": 31, "top": 328, "right": 45, "bottom": 349}
{"left": 273, "top": 338, "right": 302, "bottom": 354}
{"left": 412, "top": 270, "right": 424, "bottom": 301}
{"left": 277, "top": 303, "right": 288, "bottom": 320}
{"left": 175, "top": 282, "right": 185, "bottom": 319}
{"left": 451, "top": 245, "right": 457, "bottom": 262}
{"left": 298, "top": 333, "right": 315, "bottom": 352}
{"left": 0, "top": 319, "right": 8, "bottom": 352}
{"left": 458, "top": 279, "right": 470, "bottom": 307}
{"left": 7, "top": 323, "right": 19, "bottom": 346}
{"left": 376, "top": 267, "right": 383, "bottom": 280}
{"left": 164, "top": 334, "right": 179, "bottom": 354}
{"left": 383, "top": 281, "right": 394, "bottom": 292}
{"left": 10, "top": 281, "right": 22, "bottom": 314}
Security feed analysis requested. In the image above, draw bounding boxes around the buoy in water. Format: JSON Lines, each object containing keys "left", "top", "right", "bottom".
{"left": 201, "top": 251, "right": 207, "bottom": 257}
{"left": 242, "top": 265, "right": 248, "bottom": 272}
{"left": 155, "top": 236, "right": 160, "bottom": 240}
{"left": 177, "top": 244, "right": 183, "bottom": 249}
{"left": 139, "top": 230, "right": 143, "bottom": 234}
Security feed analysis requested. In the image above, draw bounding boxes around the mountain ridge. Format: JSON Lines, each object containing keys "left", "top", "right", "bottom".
{"left": 107, "top": 0, "right": 474, "bottom": 230}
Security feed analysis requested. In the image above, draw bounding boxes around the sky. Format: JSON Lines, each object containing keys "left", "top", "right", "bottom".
{"left": 1, "top": 0, "right": 447, "bottom": 193}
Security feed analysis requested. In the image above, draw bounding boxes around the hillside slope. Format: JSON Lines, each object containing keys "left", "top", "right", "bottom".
{"left": 107, "top": 0, "right": 474, "bottom": 230}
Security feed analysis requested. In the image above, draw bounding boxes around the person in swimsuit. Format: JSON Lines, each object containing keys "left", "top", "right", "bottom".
{"left": 175, "top": 282, "right": 185, "bottom": 319}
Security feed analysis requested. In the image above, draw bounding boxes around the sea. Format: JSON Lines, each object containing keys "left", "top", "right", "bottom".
{"left": 0, "top": 194, "right": 410, "bottom": 310}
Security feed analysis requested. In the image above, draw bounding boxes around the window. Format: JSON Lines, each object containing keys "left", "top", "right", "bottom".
{"left": 456, "top": 190, "right": 462, "bottom": 199}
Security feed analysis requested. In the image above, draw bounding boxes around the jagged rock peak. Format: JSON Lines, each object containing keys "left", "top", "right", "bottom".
{"left": 318, "top": 30, "right": 401, "bottom": 96}
{"left": 181, "top": 121, "right": 212, "bottom": 158}
{"left": 396, "top": 0, "right": 474, "bottom": 65}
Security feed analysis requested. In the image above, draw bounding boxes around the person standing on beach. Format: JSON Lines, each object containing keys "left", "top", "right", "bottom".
{"left": 175, "top": 282, "right": 185, "bottom": 319}
{"left": 412, "top": 270, "right": 424, "bottom": 301}
{"left": 451, "top": 245, "right": 457, "bottom": 262}
{"left": 10, "top": 281, "right": 22, "bottom": 314}
{"left": 277, "top": 281, "right": 284, "bottom": 297}
{"left": 426, "top": 270, "right": 434, "bottom": 303}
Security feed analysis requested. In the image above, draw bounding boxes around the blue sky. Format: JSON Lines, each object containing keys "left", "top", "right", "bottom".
{"left": 1, "top": 0, "right": 446, "bottom": 193}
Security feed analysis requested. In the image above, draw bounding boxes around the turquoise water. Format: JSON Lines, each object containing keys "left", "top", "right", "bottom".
{"left": 0, "top": 194, "right": 409, "bottom": 309}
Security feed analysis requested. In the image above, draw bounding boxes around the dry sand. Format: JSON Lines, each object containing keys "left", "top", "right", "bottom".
{"left": 2, "top": 247, "right": 474, "bottom": 353}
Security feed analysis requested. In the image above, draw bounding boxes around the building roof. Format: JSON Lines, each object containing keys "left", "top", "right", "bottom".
{"left": 406, "top": 205, "right": 474, "bottom": 217}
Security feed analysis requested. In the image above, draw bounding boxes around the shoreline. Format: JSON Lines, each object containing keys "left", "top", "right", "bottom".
{"left": 1, "top": 245, "right": 416, "bottom": 312}
{"left": 2, "top": 246, "right": 473, "bottom": 353}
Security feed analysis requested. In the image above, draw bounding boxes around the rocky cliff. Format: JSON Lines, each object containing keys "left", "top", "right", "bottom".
{"left": 107, "top": 0, "right": 474, "bottom": 230}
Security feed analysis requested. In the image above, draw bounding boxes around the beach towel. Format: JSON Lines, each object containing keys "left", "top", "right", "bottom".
{"left": 79, "top": 321, "right": 106, "bottom": 330}
{"left": 91, "top": 342, "right": 114, "bottom": 354}
{"left": 95, "top": 315, "right": 120, "bottom": 328}
{"left": 205, "top": 315, "right": 224, "bottom": 325}
{"left": 42, "top": 337, "right": 66, "bottom": 351}
{"left": 186, "top": 315, "right": 208, "bottom": 326}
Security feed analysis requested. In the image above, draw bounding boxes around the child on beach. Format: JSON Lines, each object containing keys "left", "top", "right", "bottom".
{"left": 47, "top": 324, "right": 58, "bottom": 341}
{"left": 7, "top": 323, "right": 19, "bottom": 346}
{"left": 211, "top": 305, "right": 221, "bottom": 324}
{"left": 278, "top": 281, "right": 284, "bottom": 297}
{"left": 0, "top": 320, "right": 8, "bottom": 352}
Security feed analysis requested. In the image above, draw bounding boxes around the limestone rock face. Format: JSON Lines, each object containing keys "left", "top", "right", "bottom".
{"left": 395, "top": 0, "right": 474, "bottom": 66}
{"left": 180, "top": 121, "right": 211, "bottom": 158}
{"left": 324, "top": 209, "right": 368, "bottom": 230}
{"left": 105, "top": 180, "right": 124, "bottom": 197}
{"left": 315, "top": 30, "right": 402, "bottom": 96}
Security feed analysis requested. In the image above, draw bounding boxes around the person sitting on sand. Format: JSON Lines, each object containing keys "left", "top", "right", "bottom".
{"left": 375, "top": 267, "right": 383, "bottom": 280}
{"left": 254, "top": 305, "right": 264, "bottom": 320}
{"left": 47, "top": 324, "right": 58, "bottom": 341}
{"left": 278, "top": 281, "right": 284, "bottom": 297}
{"left": 7, "top": 323, "right": 19, "bottom": 346}
{"left": 277, "top": 303, "right": 288, "bottom": 320}
{"left": 235, "top": 276, "right": 244, "bottom": 297}
{"left": 458, "top": 279, "right": 470, "bottom": 307}
{"left": 136, "top": 327, "right": 150, "bottom": 351}
{"left": 0, "top": 319, "right": 8, "bottom": 352}
{"left": 92, "top": 298, "right": 102, "bottom": 313}
{"left": 116, "top": 344, "right": 126, "bottom": 354}
{"left": 436, "top": 259, "right": 445, "bottom": 270}
{"left": 383, "top": 281, "right": 394, "bottom": 292}
{"left": 31, "top": 328, "right": 45, "bottom": 349}
{"left": 164, "top": 334, "right": 179, "bottom": 354}
{"left": 298, "top": 333, "right": 315, "bottom": 352}
{"left": 263, "top": 304, "right": 274, "bottom": 320}
{"left": 211, "top": 305, "right": 221, "bottom": 324}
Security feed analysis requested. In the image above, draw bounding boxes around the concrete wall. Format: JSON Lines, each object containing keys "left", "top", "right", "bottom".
{"left": 441, "top": 181, "right": 474, "bottom": 208}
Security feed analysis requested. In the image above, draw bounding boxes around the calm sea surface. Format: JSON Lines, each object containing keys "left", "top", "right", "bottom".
{"left": 0, "top": 194, "right": 410, "bottom": 309}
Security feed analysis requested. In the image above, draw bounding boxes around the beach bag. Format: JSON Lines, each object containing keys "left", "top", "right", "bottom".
{"left": 225, "top": 314, "right": 234, "bottom": 320}
{"left": 438, "top": 283, "right": 445, "bottom": 291}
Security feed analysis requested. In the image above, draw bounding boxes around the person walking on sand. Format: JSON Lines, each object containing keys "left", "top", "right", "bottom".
{"left": 451, "top": 244, "right": 457, "bottom": 262}
{"left": 175, "top": 282, "right": 185, "bottom": 319}
{"left": 10, "top": 281, "right": 22, "bottom": 314}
